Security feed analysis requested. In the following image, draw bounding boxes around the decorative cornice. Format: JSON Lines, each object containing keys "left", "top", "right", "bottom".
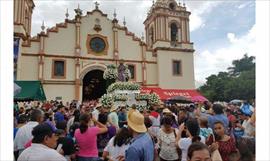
{"left": 154, "top": 47, "right": 195, "bottom": 52}
{"left": 21, "top": 52, "right": 157, "bottom": 64}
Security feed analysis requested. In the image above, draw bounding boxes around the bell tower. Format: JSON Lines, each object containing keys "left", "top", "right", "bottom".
{"left": 144, "top": 0, "right": 192, "bottom": 49}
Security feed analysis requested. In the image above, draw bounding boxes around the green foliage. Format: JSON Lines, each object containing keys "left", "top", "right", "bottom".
{"left": 107, "top": 82, "right": 141, "bottom": 93}
{"left": 199, "top": 54, "right": 255, "bottom": 102}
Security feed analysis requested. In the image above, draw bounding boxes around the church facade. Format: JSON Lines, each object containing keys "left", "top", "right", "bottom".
{"left": 14, "top": 0, "right": 196, "bottom": 102}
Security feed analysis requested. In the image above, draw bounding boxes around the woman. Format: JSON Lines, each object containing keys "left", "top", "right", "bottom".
{"left": 209, "top": 121, "right": 237, "bottom": 161}
{"left": 158, "top": 116, "right": 180, "bottom": 161}
{"left": 187, "top": 142, "right": 212, "bottom": 161}
{"left": 67, "top": 109, "right": 80, "bottom": 133}
{"left": 75, "top": 113, "right": 108, "bottom": 161}
{"left": 102, "top": 127, "right": 132, "bottom": 161}
{"left": 176, "top": 118, "right": 205, "bottom": 161}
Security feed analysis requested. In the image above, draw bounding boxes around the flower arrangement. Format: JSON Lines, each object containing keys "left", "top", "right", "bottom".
{"left": 148, "top": 93, "right": 160, "bottom": 105}
{"left": 107, "top": 82, "right": 141, "bottom": 93}
{"left": 135, "top": 94, "right": 150, "bottom": 100}
{"left": 113, "top": 94, "right": 128, "bottom": 101}
{"left": 100, "top": 94, "right": 114, "bottom": 108}
{"left": 103, "top": 64, "right": 118, "bottom": 80}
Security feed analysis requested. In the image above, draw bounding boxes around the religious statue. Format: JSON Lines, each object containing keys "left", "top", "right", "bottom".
{"left": 117, "top": 62, "right": 128, "bottom": 82}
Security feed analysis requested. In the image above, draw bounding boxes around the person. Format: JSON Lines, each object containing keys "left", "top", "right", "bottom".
{"left": 55, "top": 121, "right": 76, "bottom": 161}
{"left": 178, "top": 108, "right": 189, "bottom": 125}
{"left": 14, "top": 114, "right": 27, "bottom": 139}
{"left": 117, "top": 62, "right": 127, "bottom": 82}
{"left": 14, "top": 109, "right": 44, "bottom": 155}
{"left": 239, "top": 111, "right": 255, "bottom": 138}
{"left": 54, "top": 105, "right": 65, "bottom": 123}
{"left": 198, "top": 117, "right": 213, "bottom": 140}
{"left": 67, "top": 109, "right": 80, "bottom": 133}
{"left": 17, "top": 123, "right": 66, "bottom": 161}
{"left": 108, "top": 105, "right": 119, "bottom": 129}
{"left": 199, "top": 103, "right": 229, "bottom": 132}
{"left": 187, "top": 142, "right": 212, "bottom": 161}
{"left": 102, "top": 127, "right": 132, "bottom": 161}
{"left": 148, "top": 105, "right": 161, "bottom": 139}
{"left": 118, "top": 106, "right": 127, "bottom": 128}
{"left": 119, "top": 109, "right": 154, "bottom": 161}
{"left": 208, "top": 121, "right": 237, "bottom": 161}
{"left": 97, "top": 107, "right": 116, "bottom": 156}
{"left": 74, "top": 113, "right": 108, "bottom": 161}
{"left": 14, "top": 114, "right": 28, "bottom": 160}
{"left": 158, "top": 116, "right": 180, "bottom": 161}
{"left": 176, "top": 118, "right": 206, "bottom": 161}
{"left": 92, "top": 103, "right": 102, "bottom": 121}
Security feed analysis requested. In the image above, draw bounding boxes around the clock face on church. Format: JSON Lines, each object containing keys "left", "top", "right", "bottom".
{"left": 90, "top": 37, "right": 106, "bottom": 53}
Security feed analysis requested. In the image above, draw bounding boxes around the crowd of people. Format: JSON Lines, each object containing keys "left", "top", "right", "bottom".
{"left": 13, "top": 99, "right": 255, "bottom": 161}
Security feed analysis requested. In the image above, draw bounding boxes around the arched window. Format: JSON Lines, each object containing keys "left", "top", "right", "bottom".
{"left": 171, "top": 23, "right": 178, "bottom": 42}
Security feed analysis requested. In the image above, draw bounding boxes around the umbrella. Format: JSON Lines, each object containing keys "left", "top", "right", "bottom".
{"left": 14, "top": 83, "right": 21, "bottom": 96}
{"left": 230, "top": 99, "right": 242, "bottom": 105}
{"left": 191, "top": 95, "right": 208, "bottom": 103}
{"left": 167, "top": 96, "right": 193, "bottom": 103}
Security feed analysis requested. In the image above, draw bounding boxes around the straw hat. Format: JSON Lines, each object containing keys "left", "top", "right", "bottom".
{"left": 110, "top": 105, "right": 118, "bottom": 112}
{"left": 162, "top": 108, "right": 172, "bottom": 114}
{"left": 127, "top": 109, "right": 147, "bottom": 133}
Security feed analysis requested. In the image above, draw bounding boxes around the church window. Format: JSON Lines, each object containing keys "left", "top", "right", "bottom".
{"left": 127, "top": 64, "right": 136, "bottom": 80}
{"left": 52, "top": 60, "right": 66, "bottom": 78}
{"left": 171, "top": 23, "right": 178, "bottom": 42}
{"left": 169, "top": 3, "right": 175, "bottom": 10}
{"left": 172, "top": 60, "right": 182, "bottom": 76}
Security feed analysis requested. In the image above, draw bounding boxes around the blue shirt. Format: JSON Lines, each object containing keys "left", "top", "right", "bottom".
{"left": 54, "top": 112, "right": 65, "bottom": 123}
{"left": 125, "top": 133, "right": 154, "bottom": 161}
{"left": 202, "top": 113, "right": 229, "bottom": 131}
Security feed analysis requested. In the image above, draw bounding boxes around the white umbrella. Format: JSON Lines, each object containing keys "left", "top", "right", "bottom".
{"left": 14, "top": 83, "right": 21, "bottom": 96}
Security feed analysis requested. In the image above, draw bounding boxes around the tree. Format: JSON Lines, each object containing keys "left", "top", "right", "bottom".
{"left": 199, "top": 54, "right": 255, "bottom": 102}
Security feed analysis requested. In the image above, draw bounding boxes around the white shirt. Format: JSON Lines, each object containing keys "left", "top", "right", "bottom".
{"left": 14, "top": 121, "right": 39, "bottom": 151}
{"left": 108, "top": 112, "right": 119, "bottom": 129}
{"left": 178, "top": 136, "right": 205, "bottom": 161}
{"left": 242, "top": 119, "right": 255, "bottom": 138}
{"left": 18, "top": 143, "right": 67, "bottom": 161}
{"left": 92, "top": 109, "right": 100, "bottom": 120}
{"left": 104, "top": 137, "right": 129, "bottom": 161}
{"left": 66, "top": 117, "right": 74, "bottom": 133}
{"left": 158, "top": 129, "right": 179, "bottom": 160}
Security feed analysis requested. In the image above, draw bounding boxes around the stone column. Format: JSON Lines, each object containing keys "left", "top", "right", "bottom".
{"left": 74, "top": 19, "right": 81, "bottom": 101}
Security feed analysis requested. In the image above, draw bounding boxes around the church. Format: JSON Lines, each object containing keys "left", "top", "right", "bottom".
{"left": 14, "top": 0, "right": 201, "bottom": 102}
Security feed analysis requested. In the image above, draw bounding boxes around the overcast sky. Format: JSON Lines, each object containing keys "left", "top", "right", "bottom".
{"left": 30, "top": 0, "right": 255, "bottom": 87}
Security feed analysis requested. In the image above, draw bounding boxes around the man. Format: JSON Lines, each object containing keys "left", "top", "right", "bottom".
{"left": 200, "top": 103, "right": 229, "bottom": 131}
{"left": 55, "top": 121, "right": 76, "bottom": 161}
{"left": 108, "top": 105, "right": 119, "bottom": 129}
{"left": 54, "top": 105, "right": 65, "bottom": 123}
{"left": 18, "top": 123, "right": 67, "bottom": 161}
{"left": 120, "top": 109, "right": 154, "bottom": 161}
{"left": 14, "top": 109, "right": 44, "bottom": 155}
{"left": 118, "top": 106, "right": 127, "bottom": 128}
{"left": 92, "top": 103, "right": 102, "bottom": 120}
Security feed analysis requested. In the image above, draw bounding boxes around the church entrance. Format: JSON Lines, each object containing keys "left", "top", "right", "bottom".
{"left": 82, "top": 70, "right": 106, "bottom": 101}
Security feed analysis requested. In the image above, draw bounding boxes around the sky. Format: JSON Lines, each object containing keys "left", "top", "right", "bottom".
{"left": 30, "top": 0, "right": 255, "bottom": 88}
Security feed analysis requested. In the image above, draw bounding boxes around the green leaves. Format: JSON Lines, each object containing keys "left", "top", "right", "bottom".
{"left": 199, "top": 54, "right": 255, "bottom": 102}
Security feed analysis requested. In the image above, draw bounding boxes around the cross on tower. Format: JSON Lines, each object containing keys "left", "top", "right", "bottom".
{"left": 95, "top": 1, "right": 100, "bottom": 9}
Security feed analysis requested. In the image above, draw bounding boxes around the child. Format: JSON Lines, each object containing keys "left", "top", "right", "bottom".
{"left": 199, "top": 117, "right": 213, "bottom": 139}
